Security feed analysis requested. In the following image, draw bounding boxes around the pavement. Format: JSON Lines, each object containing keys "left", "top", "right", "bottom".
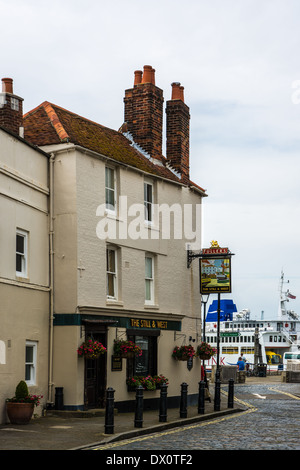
{"left": 0, "top": 375, "right": 282, "bottom": 451}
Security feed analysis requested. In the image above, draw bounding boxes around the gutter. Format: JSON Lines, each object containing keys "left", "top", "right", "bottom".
{"left": 48, "top": 153, "right": 55, "bottom": 405}
{"left": 42, "top": 143, "right": 207, "bottom": 197}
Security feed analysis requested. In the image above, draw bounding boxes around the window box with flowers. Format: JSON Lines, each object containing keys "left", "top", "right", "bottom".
{"left": 77, "top": 338, "right": 107, "bottom": 360}
{"left": 196, "top": 342, "right": 216, "bottom": 360}
{"left": 127, "top": 375, "right": 155, "bottom": 391}
{"left": 172, "top": 345, "right": 195, "bottom": 361}
{"left": 152, "top": 374, "right": 169, "bottom": 389}
{"left": 113, "top": 339, "right": 142, "bottom": 359}
{"left": 126, "top": 374, "right": 168, "bottom": 391}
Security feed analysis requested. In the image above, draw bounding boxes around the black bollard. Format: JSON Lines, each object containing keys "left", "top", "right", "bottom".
{"left": 198, "top": 381, "right": 205, "bottom": 414}
{"left": 214, "top": 375, "right": 221, "bottom": 411}
{"left": 228, "top": 378, "right": 234, "bottom": 408}
{"left": 159, "top": 384, "right": 168, "bottom": 422}
{"left": 105, "top": 387, "right": 115, "bottom": 434}
{"left": 180, "top": 382, "right": 188, "bottom": 418}
{"left": 134, "top": 385, "right": 144, "bottom": 428}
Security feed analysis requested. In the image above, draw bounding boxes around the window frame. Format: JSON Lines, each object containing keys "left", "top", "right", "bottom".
{"left": 106, "top": 247, "right": 118, "bottom": 300}
{"left": 105, "top": 166, "right": 116, "bottom": 214}
{"left": 127, "top": 333, "right": 158, "bottom": 379}
{"left": 145, "top": 255, "right": 154, "bottom": 305}
{"left": 144, "top": 181, "right": 154, "bottom": 224}
{"left": 25, "top": 341, "right": 37, "bottom": 385}
{"left": 11, "top": 97, "right": 19, "bottom": 111}
{"left": 16, "top": 229, "right": 28, "bottom": 278}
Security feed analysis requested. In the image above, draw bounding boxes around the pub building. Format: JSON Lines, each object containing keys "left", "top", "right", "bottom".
{"left": 14, "top": 65, "right": 206, "bottom": 413}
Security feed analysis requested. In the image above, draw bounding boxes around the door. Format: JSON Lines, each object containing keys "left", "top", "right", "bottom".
{"left": 84, "top": 331, "right": 107, "bottom": 409}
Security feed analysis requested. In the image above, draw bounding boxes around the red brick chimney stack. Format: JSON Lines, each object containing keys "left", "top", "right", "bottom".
{"left": 0, "top": 77, "right": 24, "bottom": 136}
{"left": 124, "top": 65, "right": 164, "bottom": 161}
{"left": 166, "top": 82, "right": 190, "bottom": 182}
{"left": 123, "top": 67, "right": 191, "bottom": 178}
{"left": 2, "top": 78, "right": 13, "bottom": 94}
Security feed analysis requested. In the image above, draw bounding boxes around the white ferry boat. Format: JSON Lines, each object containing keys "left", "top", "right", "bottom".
{"left": 203, "top": 272, "right": 300, "bottom": 374}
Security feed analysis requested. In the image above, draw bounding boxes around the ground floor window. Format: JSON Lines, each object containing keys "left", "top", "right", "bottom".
{"left": 127, "top": 333, "right": 158, "bottom": 378}
{"left": 25, "top": 341, "right": 37, "bottom": 385}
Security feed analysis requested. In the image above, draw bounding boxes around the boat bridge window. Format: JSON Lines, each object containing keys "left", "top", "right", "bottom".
{"left": 241, "top": 347, "right": 254, "bottom": 354}
{"left": 285, "top": 353, "right": 300, "bottom": 360}
{"left": 222, "top": 347, "right": 238, "bottom": 354}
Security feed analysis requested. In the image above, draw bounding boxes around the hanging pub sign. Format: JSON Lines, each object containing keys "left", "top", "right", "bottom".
{"left": 200, "top": 241, "right": 232, "bottom": 294}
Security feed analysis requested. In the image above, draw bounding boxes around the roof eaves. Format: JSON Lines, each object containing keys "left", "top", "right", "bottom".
{"left": 0, "top": 125, "right": 50, "bottom": 158}
{"left": 188, "top": 180, "right": 207, "bottom": 197}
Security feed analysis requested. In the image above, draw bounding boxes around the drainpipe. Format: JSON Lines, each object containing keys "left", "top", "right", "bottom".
{"left": 48, "top": 153, "right": 55, "bottom": 405}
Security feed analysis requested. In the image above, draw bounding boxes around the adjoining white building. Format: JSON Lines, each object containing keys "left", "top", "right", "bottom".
{"left": 0, "top": 78, "right": 50, "bottom": 423}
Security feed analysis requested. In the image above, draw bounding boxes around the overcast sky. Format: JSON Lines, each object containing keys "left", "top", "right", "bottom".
{"left": 2, "top": 0, "right": 300, "bottom": 319}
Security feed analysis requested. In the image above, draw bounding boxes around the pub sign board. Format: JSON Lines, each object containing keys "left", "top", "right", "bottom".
{"left": 200, "top": 246, "right": 232, "bottom": 294}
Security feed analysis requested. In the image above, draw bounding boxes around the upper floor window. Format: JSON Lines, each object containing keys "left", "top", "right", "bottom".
{"left": 145, "top": 255, "right": 154, "bottom": 304}
{"left": 144, "top": 181, "right": 153, "bottom": 223}
{"left": 11, "top": 97, "right": 19, "bottom": 111}
{"left": 105, "top": 167, "right": 116, "bottom": 213}
{"left": 106, "top": 247, "right": 117, "bottom": 299}
{"left": 16, "top": 229, "right": 28, "bottom": 277}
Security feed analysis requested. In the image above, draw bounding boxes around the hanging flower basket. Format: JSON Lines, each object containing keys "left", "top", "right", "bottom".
{"left": 172, "top": 345, "right": 195, "bottom": 361}
{"left": 77, "top": 339, "right": 107, "bottom": 359}
{"left": 196, "top": 342, "right": 216, "bottom": 360}
{"left": 113, "top": 339, "right": 142, "bottom": 358}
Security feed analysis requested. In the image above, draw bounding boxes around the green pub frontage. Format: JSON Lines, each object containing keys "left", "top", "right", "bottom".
{"left": 52, "top": 311, "right": 203, "bottom": 412}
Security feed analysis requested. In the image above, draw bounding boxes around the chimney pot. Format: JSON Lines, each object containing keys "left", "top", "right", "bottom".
{"left": 179, "top": 85, "right": 184, "bottom": 102}
{"left": 134, "top": 70, "right": 143, "bottom": 86}
{"left": 142, "top": 65, "right": 155, "bottom": 84}
{"left": 2, "top": 78, "right": 13, "bottom": 94}
{"left": 171, "top": 82, "right": 184, "bottom": 102}
{"left": 151, "top": 67, "right": 155, "bottom": 86}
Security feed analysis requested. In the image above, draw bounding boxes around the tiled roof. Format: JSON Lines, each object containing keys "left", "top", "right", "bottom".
{"left": 23, "top": 102, "right": 206, "bottom": 193}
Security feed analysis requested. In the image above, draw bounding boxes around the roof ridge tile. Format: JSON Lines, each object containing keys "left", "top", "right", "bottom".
{"left": 42, "top": 102, "right": 69, "bottom": 142}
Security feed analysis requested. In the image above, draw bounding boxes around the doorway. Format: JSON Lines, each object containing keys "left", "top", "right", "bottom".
{"left": 84, "top": 330, "right": 107, "bottom": 409}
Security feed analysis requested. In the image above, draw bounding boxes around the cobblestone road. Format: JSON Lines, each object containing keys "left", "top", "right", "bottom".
{"left": 96, "top": 382, "right": 300, "bottom": 451}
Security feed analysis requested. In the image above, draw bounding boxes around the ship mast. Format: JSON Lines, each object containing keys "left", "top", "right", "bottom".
{"left": 278, "top": 271, "right": 298, "bottom": 320}
{"left": 277, "top": 271, "right": 287, "bottom": 320}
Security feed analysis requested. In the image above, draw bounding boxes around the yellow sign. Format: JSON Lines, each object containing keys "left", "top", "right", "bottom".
{"left": 130, "top": 318, "right": 168, "bottom": 329}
